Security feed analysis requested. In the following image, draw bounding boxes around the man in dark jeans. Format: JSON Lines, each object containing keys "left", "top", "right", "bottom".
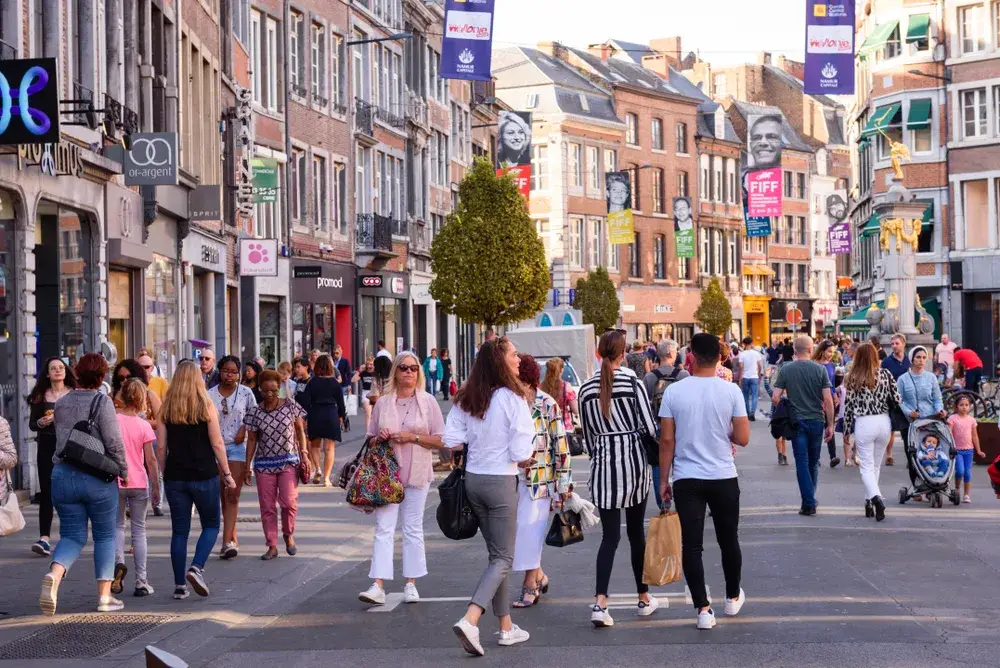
{"left": 659, "top": 333, "right": 750, "bottom": 630}
{"left": 771, "top": 335, "right": 835, "bottom": 516}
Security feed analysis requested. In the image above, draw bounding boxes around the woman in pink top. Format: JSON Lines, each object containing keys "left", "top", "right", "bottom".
{"left": 358, "top": 352, "right": 445, "bottom": 607}
{"left": 112, "top": 379, "right": 160, "bottom": 597}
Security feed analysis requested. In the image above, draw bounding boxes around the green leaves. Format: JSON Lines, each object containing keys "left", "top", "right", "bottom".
{"left": 695, "top": 277, "right": 734, "bottom": 337}
{"left": 429, "top": 158, "right": 549, "bottom": 329}
{"left": 575, "top": 266, "right": 620, "bottom": 334}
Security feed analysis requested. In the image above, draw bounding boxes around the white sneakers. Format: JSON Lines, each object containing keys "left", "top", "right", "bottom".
{"left": 358, "top": 583, "right": 386, "bottom": 605}
{"left": 496, "top": 624, "right": 530, "bottom": 646}
{"left": 637, "top": 595, "right": 659, "bottom": 617}
{"left": 403, "top": 582, "right": 420, "bottom": 603}
{"left": 453, "top": 618, "right": 485, "bottom": 656}
{"left": 97, "top": 596, "right": 124, "bottom": 613}
{"left": 697, "top": 608, "right": 717, "bottom": 630}
{"left": 724, "top": 588, "right": 746, "bottom": 616}
{"left": 39, "top": 573, "right": 58, "bottom": 616}
{"left": 591, "top": 604, "right": 615, "bottom": 627}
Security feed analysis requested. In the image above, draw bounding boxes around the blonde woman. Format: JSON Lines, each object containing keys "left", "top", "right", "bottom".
{"left": 156, "top": 361, "right": 236, "bottom": 600}
{"left": 539, "top": 357, "right": 577, "bottom": 432}
{"left": 359, "top": 352, "right": 445, "bottom": 606}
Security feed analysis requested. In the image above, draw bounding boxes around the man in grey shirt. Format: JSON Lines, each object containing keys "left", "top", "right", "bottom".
{"left": 644, "top": 339, "right": 689, "bottom": 510}
{"left": 771, "top": 335, "right": 834, "bottom": 516}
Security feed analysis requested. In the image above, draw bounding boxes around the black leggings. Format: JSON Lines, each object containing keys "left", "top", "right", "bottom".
{"left": 596, "top": 499, "right": 648, "bottom": 597}
{"left": 36, "top": 437, "right": 55, "bottom": 538}
{"left": 673, "top": 477, "right": 742, "bottom": 610}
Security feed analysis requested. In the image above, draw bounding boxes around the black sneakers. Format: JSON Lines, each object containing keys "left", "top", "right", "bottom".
{"left": 830, "top": 457, "right": 841, "bottom": 468}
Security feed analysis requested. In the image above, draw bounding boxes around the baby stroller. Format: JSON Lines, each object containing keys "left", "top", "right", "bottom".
{"left": 898, "top": 418, "right": 961, "bottom": 508}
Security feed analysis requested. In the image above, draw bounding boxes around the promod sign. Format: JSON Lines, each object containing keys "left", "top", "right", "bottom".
{"left": 441, "top": 0, "right": 496, "bottom": 81}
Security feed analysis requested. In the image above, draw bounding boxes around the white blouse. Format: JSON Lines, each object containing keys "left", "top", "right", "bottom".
{"left": 443, "top": 387, "right": 535, "bottom": 476}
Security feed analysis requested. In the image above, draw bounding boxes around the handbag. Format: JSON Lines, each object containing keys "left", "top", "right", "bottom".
{"left": 887, "top": 380, "right": 910, "bottom": 434}
{"left": 0, "top": 472, "right": 25, "bottom": 537}
{"left": 297, "top": 455, "right": 312, "bottom": 485}
{"left": 59, "top": 394, "right": 120, "bottom": 483}
{"left": 337, "top": 438, "right": 370, "bottom": 489}
{"left": 436, "top": 446, "right": 479, "bottom": 540}
{"left": 345, "top": 438, "right": 405, "bottom": 512}
{"left": 544, "top": 509, "right": 584, "bottom": 547}
{"left": 345, "top": 394, "right": 359, "bottom": 417}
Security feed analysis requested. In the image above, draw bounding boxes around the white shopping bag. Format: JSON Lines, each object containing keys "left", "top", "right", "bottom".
{"left": 345, "top": 394, "right": 359, "bottom": 417}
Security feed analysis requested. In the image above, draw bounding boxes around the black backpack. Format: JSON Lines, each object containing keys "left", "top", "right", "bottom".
{"left": 650, "top": 366, "right": 682, "bottom": 417}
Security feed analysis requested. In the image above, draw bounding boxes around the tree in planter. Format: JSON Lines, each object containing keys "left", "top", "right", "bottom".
{"left": 574, "top": 266, "right": 620, "bottom": 333}
{"left": 695, "top": 277, "right": 734, "bottom": 337}
{"left": 430, "top": 158, "right": 549, "bottom": 331}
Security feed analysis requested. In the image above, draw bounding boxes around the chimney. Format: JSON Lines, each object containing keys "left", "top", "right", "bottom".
{"left": 587, "top": 42, "right": 611, "bottom": 63}
{"left": 650, "top": 36, "right": 682, "bottom": 69}
{"left": 757, "top": 51, "right": 772, "bottom": 65}
{"left": 641, "top": 54, "right": 670, "bottom": 77}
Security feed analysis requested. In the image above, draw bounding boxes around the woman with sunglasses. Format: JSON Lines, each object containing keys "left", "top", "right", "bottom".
{"left": 242, "top": 360, "right": 263, "bottom": 404}
{"left": 358, "top": 353, "right": 445, "bottom": 607}
{"left": 208, "top": 356, "right": 257, "bottom": 559}
{"left": 111, "top": 359, "right": 162, "bottom": 432}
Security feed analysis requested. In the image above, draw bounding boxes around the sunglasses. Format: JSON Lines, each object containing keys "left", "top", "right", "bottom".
{"left": 397, "top": 364, "right": 420, "bottom": 373}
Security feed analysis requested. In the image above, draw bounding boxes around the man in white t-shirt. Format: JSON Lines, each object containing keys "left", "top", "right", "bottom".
{"left": 736, "top": 336, "right": 764, "bottom": 421}
{"left": 375, "top": 339, "right": 393, "bottom": 360}
{"left": 935, "top": 334, "right": 957, "bottom": 378}
{"left": 659, "top": 333, "right": 750, "bottom": 631}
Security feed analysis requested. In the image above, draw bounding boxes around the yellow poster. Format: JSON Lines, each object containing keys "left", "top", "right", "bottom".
{"left": 608, "top": 209, "right": 634, "bottom": 245}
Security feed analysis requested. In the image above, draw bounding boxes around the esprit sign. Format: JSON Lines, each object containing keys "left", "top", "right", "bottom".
{"left": 124, "top": 132, "right": 178, "bottom": 185}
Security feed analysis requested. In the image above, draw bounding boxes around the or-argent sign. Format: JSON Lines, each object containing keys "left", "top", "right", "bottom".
{"left": 124, "top": 132, "right": 178, "bottom": 185}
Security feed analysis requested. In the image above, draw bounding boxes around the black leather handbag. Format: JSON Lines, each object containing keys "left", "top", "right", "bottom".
{"left": 545, "top": 509, "right": 584, "bottom": 547}
{"left": 436, "top": 446, "right": 479, "bottom": 540}
{"left": 59, "top": 394, "right": 120, "bottom": 483}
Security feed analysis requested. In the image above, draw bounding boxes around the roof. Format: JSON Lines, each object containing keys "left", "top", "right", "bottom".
{"left": 606, "top": 39, "right": 656, "bottom": 64}
{"left": 696, "top": 110, "right": 741, "bottom": 143}
{"left": 824, "top": 108, "right": 846, "bottom": 146}
{"left": 566, "top": 47, "right": 701, "bottom": 103}
{"left": 729, "top": 99, "right": 814, "bottom": 153}
{"left": 763, "top": 64, "right": 842, "bottom": 109}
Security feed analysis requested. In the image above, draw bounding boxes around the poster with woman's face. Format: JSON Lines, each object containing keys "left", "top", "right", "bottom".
{"left": 496, "top": 111, "right": 532, "bottom": 168}
{"left": 605, "top": 171, "right": 631, "bottom": 213}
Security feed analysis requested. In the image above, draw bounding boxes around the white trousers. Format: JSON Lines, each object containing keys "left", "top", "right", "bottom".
{"left": 854, "top": 414, "right": 891, "bottom": 500}
{"left": 512, "top": 482, "right": 551, "bottom": 572}
{"left": 369, "top": 483, "right": 430, "bottom": 580}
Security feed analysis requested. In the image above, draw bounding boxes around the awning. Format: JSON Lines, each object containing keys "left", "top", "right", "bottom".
{"left": 861, "top": 103, "right": 902, "bottom": 137}
{"left": 907, "top": 99, "right": 932, "bottom": 130}
{"left": 860, "top": 212, "right": 881, "bottom": 238}
{"left": 906, "top": 14, "right": 930, "bottom": 43}
{"left": 742, "top": 264, "right": 775, "bottom": 276}
{"left": 857, "top": 138, "right": 869, "bottom": 153}
{"left": 838, "top": 298, "right": 940, "bottom": 337}
{"left": 858, "top": 20, "right": 900, "bottom": 59}
{"left": 918, "top": 199, "right": 934, "bottom": 224}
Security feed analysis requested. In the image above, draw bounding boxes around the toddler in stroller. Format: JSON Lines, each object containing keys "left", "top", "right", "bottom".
{"left": 899, "top": 418, "right": 961, "bottom": 508}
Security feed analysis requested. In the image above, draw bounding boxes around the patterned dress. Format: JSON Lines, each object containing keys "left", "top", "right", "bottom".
{"left": 243, "top": 400, "right": 307, "bottom": 473}
{"left": 523, "top": 389, "right": 572, "bottom": 502}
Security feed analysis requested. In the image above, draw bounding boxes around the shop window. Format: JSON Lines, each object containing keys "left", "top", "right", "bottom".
{"left": 108, "top": 270, "right": 132, "bottom": 358}
{"left": 145, "top": 254, "right": 178, "bottom": 379}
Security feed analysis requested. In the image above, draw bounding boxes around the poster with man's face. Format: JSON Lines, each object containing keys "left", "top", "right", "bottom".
{"left": 605, "top": 171, "right": 632, "bottom": 214}
{"left": 826, "top": 191, "right": 848, "bottom": 224}
{"left": 496, "top": 111, "right": 532, "bottom": 168}
{"left": 747, "top": 113, "right": 784, "bottom": 171}
{"left": 673, "top": 197, "right": 695, "bottom": 258}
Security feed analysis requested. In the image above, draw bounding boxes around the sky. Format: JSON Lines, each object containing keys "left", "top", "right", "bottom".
{"left": 492, "top": 0, "right": 809, "bottom": 67}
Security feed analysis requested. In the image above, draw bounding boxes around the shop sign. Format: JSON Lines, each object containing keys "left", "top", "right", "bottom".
{"left": 251, "top": 158, "right": 279, "bottom": 203}
{"left": 950, "top": 261, "right": 963, "bottom": 291}
{"left": 189, "top": 185, "right": 222, "bottom": 221}
{"left": 317, "top": 276, "right": 343, "bottom": 289}
{"left": 391, "top": 277, "right": 406, "bottom": 295}
{"left": 239, "top": 238, "right": 278, "bottom": 276}
{"left": 201, "top": 245, "right": 220, "bottom": 266}
{"left": 293, "top": 265, "right": 322, "bottom": 278}
{"left": 839, "top": 289, "right": 857, "bottom": 309}
{"left": 622, "top": 304, "right": 636, "bottom": 312}
{"left": 16, "top": 142, "right": 84, "bottom": 177}
{"left": 0, "top": 58, "right": 60, "bottom": 146}
{"left": 292, "top": 261, "right": 354, "bottom": 304}
{"left": 360, "top": 275, "right": 383, "bottom": 288}
{"left": 654, "top": 304, "right": 674, "bottom": 313}
{"left": 124, "top": 132, "right": 178, "bottom": 186}
{"left": 234, "top": 86, "right": 255, "bottom": 218}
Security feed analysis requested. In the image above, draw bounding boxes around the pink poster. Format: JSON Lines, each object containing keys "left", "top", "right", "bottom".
{"left": 746, "top": 169, "right": 783, "bottom": 217}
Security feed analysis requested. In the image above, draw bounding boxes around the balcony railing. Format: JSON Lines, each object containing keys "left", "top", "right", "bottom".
{"left": 71, "top": 81, "right": 96, "bottom": 128}
{"left": 355, "top": 99, "right": 374, "bottom": 136}
{"left": 103, "top": 93, "right": 122, "bottom": 136}
{"left": 123, "top": 106, "right": 139, "bottom": 135}
{"left": 0, "top": 39, "right": 16, "bottom": 61}
{"left": 356, "top": 213, "right": 393, "bottom": 252}
{"left": 375, "top": 104, "right": 405, "bottom": 130}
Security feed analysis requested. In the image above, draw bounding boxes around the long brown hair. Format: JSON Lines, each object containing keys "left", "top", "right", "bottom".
{"left": 845, "top": 342, "right": 879, "bottom": 392}
{"left": 160, "top": 361, "right": 213, "bottom": 425}
{"left": 598, "top": 330, "right": 626, "bottom": 420}
{"left": 454, "top": 337, "right": 522, "bottom": 419}
{"left": 539, "top": 357, "right": 564, "bottom": 400}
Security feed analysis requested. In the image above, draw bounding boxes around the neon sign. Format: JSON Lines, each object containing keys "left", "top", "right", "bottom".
{"left": 0, "top": 58, "right": 60, "bottom": 146}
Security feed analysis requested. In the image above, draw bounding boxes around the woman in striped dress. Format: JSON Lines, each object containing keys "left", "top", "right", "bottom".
{"left": 580, "top": 330, "right": 660, "bottom": 628}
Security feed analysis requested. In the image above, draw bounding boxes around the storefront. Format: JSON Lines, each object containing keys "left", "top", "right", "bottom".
{"left": 290, "top": 259, "right": 355, "bottom": 359}
{"left": 106, "top": 183, "right": 149, "bottom": 359}
{"left": 143, "top": 214, "right": 181, "bottom": 377}
{"left": 743, "top": 296, "right": 771, "bottom": 346}
{"left": 620, "top": 286, "right": 699, "bottom": 346}
{"left": 182, "top": 231, "right": 227, "bottom": 355}
{"left": 410, "top": 273, "right": 455, "bottom": 360}
{"left": 359, "top": 271, "right": 409, "bottom": 360}
{"left": 769, "top": 299, "right": 814, "bottom": 343}
{"left": 241, "top": 251, "right": 291, "bottom": 368}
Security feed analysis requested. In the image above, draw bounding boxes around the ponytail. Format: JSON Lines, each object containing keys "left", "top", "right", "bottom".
{"left": 599, "top": 357, "right": 614, "bottom": 420}
{"left": 596, "top": 329, "right": 627, "bottom": 420}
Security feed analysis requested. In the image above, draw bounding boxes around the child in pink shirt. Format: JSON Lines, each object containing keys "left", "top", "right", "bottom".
{"left": 113, "top": 379, "right": 160, "bottom": 596}
{"left": 947, "top": 394, "right": 984, "bottom": 504}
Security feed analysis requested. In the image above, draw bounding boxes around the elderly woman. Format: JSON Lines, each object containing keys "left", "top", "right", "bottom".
{"left": 358, "top": 352, "right": 445, "bottom": 607}
{"left": 511, "top": 354, "right": 572, "bottom": 608}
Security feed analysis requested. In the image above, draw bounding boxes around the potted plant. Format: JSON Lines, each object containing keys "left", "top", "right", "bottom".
{"left": 975, "top": 417, "right": 999, "bottom": 465}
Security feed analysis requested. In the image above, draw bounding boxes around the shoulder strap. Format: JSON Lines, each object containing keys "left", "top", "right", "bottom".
{"left": 668, "top": 366, "right": 681, "bottom": 381}
{"left": 87, "top": 393, "right": 104, "bottom": 425}
{"left": 652, "top": 368, "right": 666, "bottom": 381}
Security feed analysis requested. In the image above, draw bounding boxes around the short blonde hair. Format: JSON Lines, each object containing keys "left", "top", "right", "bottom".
{"left": 160, "top": 361, "right": 214, "bottom": 425}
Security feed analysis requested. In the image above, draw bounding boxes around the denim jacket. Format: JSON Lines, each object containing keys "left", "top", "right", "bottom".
{"left": 898, "top": 370, "right": 943, "bottom": 418}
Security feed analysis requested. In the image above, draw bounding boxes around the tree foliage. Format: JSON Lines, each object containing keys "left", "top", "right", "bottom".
{"left": 574, "top": 266, "right": 620, "bottom": 334}
{"left": 695, "top": 277, "right": 734, "bottom": 337}
{"left": 430, "top": 158, "right": 549, "bottom": 329}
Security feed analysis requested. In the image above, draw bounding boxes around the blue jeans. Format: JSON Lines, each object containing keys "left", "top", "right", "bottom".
{"left": 741, "top": 378, "right": 760, "bottom": 416}
{"left": 955, "top": 449, "right": 974, "bottom": 483}
{"left": 164, "top": 478, "right": 221, "bottom": 586}
{"left": 652, "top": 466, "right": 663, "bottom": 509}
{"left": 50, "top": 463, "right": 119, "bottom": 581}
{"left": 426, "top": 377, "right": 440, "bottom": 395}
{"left": 790, "top": 420, "right": 825, "bottom": 508}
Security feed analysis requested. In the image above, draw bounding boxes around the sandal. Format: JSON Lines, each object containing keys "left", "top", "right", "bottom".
{"left": 261, "top": 547, "right": 279, "bottom": 560}
{"left": 538, "top": 576, "right": 550, "bottom": 594}
{"left": 511, "top": 587, "right": 540, "bottom": 608}
{"left": 886, "top": 456, "right": 895, "bottom": 466}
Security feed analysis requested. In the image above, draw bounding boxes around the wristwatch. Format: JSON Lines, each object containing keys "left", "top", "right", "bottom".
{"left": 415, "top": 435, "right": 421, "bottom": 445}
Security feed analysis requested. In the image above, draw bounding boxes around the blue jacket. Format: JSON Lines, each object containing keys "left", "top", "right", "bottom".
{"left": 423, "top": 356, "right": 443, "bottom": 380}
{"left": 898, "top": 370, "right": 943, "bottom": 418}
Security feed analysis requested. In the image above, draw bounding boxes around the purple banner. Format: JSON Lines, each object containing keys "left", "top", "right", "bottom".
{"left": 804, "top": 0, "right": 855, "bottom": 95}
{"left": 441, "top": 0, "right": 496, "bottom": 81}
{"left": 828, "top": 221, "right": 852, "bottom": 254}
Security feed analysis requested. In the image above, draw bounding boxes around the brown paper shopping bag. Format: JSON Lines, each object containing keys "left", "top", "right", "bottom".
{"left": 642, "top": 511, "right": 683, "bottom": 586}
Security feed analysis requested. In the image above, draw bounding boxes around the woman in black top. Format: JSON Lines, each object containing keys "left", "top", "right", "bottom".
{"left": 353, "top": 357, "right": 376, "bottom": 432}
{"left": 27, "top": 356, "right": 76, "bottom": 557}
{"left": 298, "top": 354, "right": 346, "bottom": 486}
{"left": 156, "top": 361, "right": 235, "bottom": 600}
{"left": 242, "top": 360, "right": 263, "bottom": 404}
{"left": 440, "top": 349, "right": 454, "bottom": 400}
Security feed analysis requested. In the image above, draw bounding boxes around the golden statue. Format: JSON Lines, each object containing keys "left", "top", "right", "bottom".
{"left": 888, "top": 137, "right": 910, "bottom": 180}
{"left": 880, "top": 217, "right": 922, "bottom": 252}
{"left": 886, "top": 293, "right": 899, "bottom": 310}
